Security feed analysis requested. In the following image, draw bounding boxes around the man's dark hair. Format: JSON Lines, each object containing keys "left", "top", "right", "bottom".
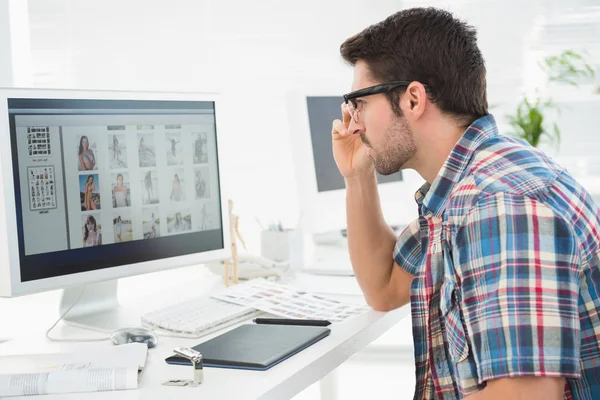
{"left": 340, "top": 7, "right": 488, "bottom": 127}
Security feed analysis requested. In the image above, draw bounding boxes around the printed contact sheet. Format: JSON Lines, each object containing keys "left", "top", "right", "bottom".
{"left": 27, "top": 166, "right": 56, "bottom": 211}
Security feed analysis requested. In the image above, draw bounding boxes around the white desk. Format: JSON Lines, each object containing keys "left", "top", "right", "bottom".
{"left": 0, "top": 268, "right": 409, "bottom": 400}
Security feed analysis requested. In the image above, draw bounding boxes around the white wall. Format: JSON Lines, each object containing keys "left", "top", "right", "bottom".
{"left": 0, "top": 0, "right": 33, "bottom": 87}
{"left": 0, "top": 0, "right": 15, "bottom": 86}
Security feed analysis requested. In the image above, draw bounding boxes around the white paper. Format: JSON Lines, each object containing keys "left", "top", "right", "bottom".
{"left": 211, "top": 279, "right": 370, "bottom": 323}
{"left": 0, "top": 342, "right": 147, "bottom": 374}
{"left": 0, "top": 368, "right": 139, "bottom": 397}
{"left": 0, "top": 343, "right": 146, "bottom": 397}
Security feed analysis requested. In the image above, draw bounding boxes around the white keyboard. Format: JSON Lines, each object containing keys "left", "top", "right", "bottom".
{"left": 141, "top": 296, "right": 262, "bottom": 338}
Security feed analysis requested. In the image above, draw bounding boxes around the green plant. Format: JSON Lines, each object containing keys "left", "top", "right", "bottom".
{"left": 543, "top": 50, "right": 596, "bottom": 86}
{"left": 506, "top": 50, "right": 597, "bottom": 148}
{"left": 506, "top": 97, "right": 560, "bottom": 148}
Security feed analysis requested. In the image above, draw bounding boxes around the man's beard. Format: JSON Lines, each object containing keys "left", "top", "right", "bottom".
{"left": 360, "top": 115, "right": 416, "bottom": 176}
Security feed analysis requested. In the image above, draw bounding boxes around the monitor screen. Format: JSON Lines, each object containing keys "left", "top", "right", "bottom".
{"left": 8, "top": 98, "right": 223, "bottom": 282}
{"left": 306, "top": 96, "right": 402, "bottom": 192}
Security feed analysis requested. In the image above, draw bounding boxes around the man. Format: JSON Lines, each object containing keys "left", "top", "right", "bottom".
{"left": 332, "top": 7, "right": 600, "bottom": 400}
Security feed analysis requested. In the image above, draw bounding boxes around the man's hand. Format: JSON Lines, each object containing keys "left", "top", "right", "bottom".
{"left": 331, "top": 103, "right": 372, "bottom": 179}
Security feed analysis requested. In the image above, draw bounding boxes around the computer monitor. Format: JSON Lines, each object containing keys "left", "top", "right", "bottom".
{"left": 288, "top": 92, "right": 421, "bottom": 237}
{"left": 0, "top": 88, "right": 230, "bottom": 331}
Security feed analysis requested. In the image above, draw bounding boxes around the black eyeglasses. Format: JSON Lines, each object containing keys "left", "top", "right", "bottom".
{"left": 343, "top": 81, "right": 428, "bottom": 122}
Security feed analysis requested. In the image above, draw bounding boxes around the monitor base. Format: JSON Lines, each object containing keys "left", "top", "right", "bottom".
{"left": 59, "top": 280, "right": 140, "bottom": 333}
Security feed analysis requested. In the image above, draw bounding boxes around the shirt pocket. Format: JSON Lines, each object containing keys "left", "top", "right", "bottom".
{"left": 440, "top": 280, "right": 469, "bottom": 363}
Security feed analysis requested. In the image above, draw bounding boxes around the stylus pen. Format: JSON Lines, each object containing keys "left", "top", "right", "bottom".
{"left": 253, "top": 318, "right": 331, "bottom": 327}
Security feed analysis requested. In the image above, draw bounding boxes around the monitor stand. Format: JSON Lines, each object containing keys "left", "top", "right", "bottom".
{"left": 298, "top": 231, "right": 353, "bottom": 276}
{"left": 59, "top": 280, "right": 140, "bottom": 333}
{"left": 312, "top": 230, "right": 348, "bottom": 248}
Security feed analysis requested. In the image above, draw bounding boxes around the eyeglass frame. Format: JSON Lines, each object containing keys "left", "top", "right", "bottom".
{"left": 343, "top": 80, "right": 429, "bottom": 121}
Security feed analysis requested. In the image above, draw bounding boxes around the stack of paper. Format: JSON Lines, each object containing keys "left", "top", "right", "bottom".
{"left": 0, "top": 342, "right": 147, "bottom": 397}
{"left": 211, "top": 279, "right": 370, "bottom": 323}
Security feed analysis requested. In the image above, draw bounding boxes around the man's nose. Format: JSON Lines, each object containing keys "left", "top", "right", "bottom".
{"left": 347, "top": 117, "right": 363, "bottom": 135}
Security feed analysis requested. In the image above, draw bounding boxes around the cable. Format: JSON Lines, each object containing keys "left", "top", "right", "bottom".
{"left": 45, "top": 284, "right": 111, "bottom": 342}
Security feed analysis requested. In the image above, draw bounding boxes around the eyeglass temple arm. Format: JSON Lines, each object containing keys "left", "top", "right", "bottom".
{"left": 344, "top": 80, "right": 427, "bottom": 102}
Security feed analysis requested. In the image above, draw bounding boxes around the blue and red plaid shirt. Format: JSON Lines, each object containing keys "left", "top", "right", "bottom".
{"left": 394, "top": 114, "right": 600, "bottom": 399}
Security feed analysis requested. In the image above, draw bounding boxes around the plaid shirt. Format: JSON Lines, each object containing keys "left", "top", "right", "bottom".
{"left": 394, "top": 115, "right": 600, "bottom": 399}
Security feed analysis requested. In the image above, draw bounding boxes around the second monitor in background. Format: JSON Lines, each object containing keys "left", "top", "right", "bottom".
{"left": 289, "top": 94, "right": 420, "bottom": 240}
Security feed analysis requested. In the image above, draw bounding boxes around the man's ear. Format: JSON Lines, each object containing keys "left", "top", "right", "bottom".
{"left": 403, "top": 82, "right": 427, "bottom": 120}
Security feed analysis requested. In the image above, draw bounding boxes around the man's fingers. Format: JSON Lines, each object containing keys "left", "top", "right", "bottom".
{"left": 340, "top": 102, "right": 352, "bottom": 126}
{"left": 332, "top": 119, "right": 348, "bottom": 137}
{"left": 332, "top": 102, "right": 353, "bottom": 138}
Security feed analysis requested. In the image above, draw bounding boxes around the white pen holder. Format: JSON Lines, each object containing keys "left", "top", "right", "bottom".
{"left": 260, "top": 229, "right": 314, "bottom": 271}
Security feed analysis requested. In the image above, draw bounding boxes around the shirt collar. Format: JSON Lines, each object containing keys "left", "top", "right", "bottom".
{"left": 416, "top": 114, "right": 499, "bottom": 217}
